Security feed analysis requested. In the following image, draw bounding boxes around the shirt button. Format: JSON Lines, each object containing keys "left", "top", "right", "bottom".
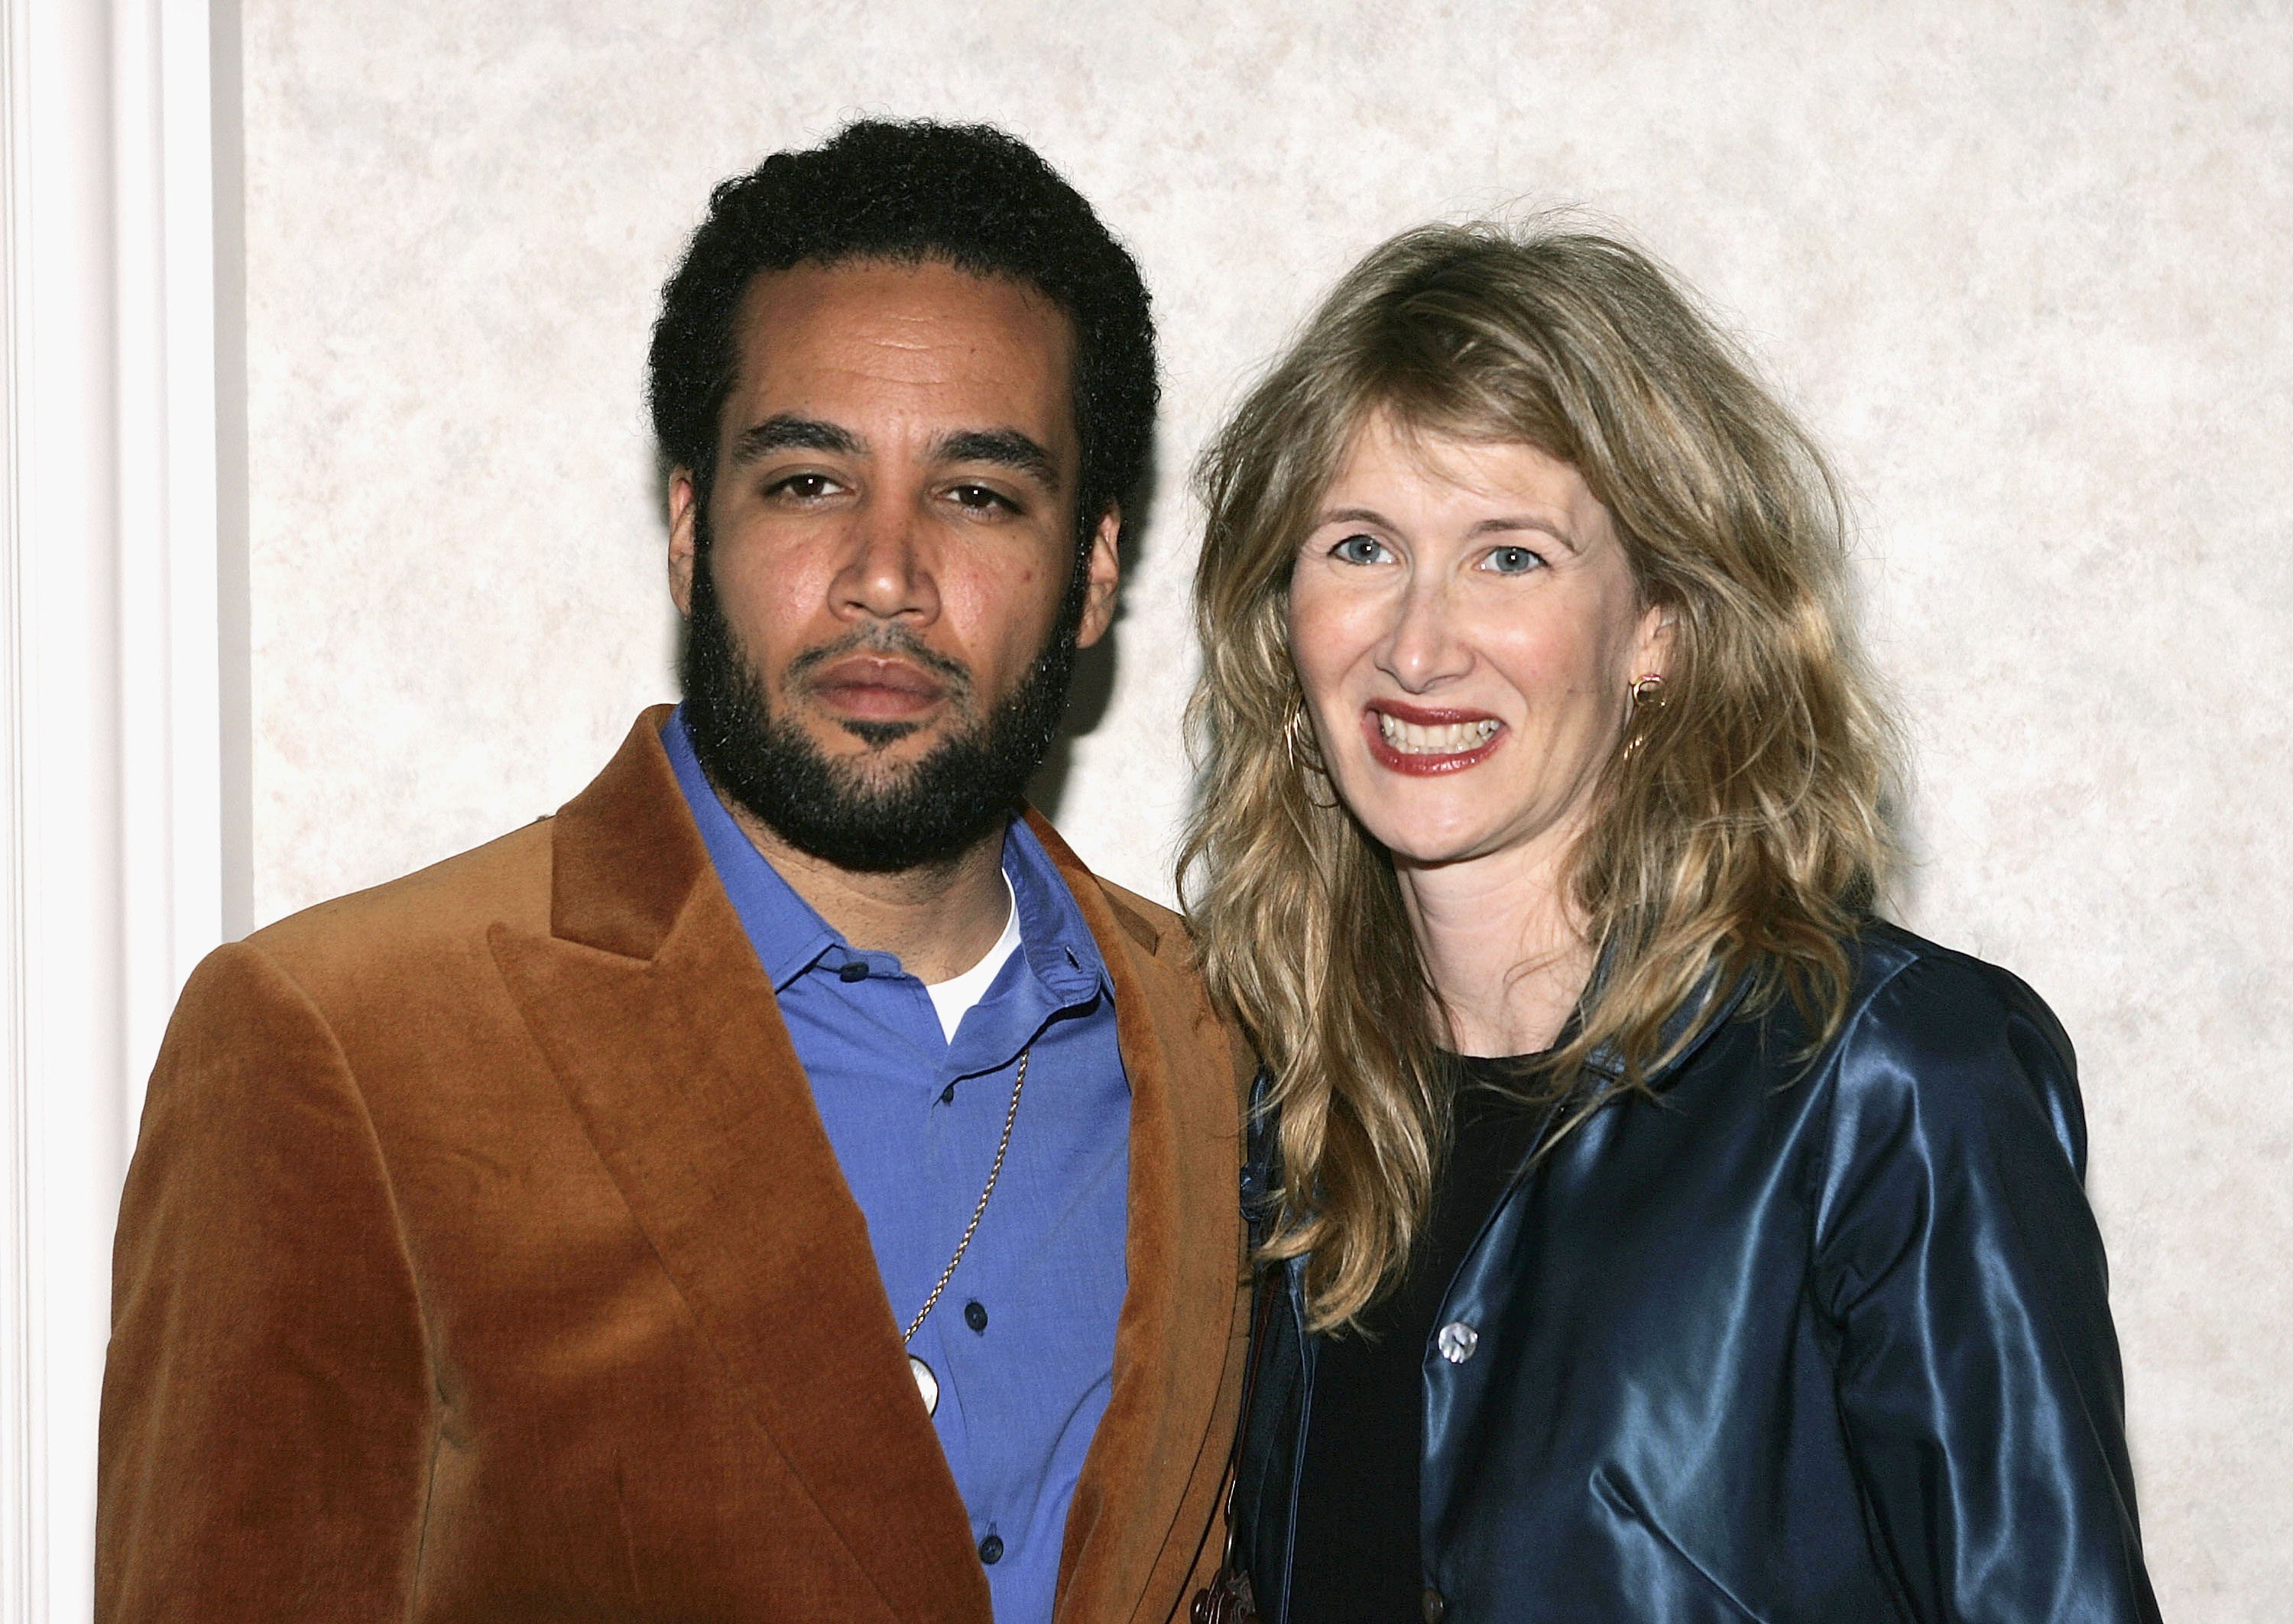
{"left": 837, "top": 961, "right": 870, "bottom": 983}
{"left": 1421, "top": 1586, "right": 1446, "bottom": 1622}
{"left": 1436, "top": 1321, "right": 1479, "bottom": 1363}
{"left": 964, "top": 1299, "right": 988, "bottom": 1333}
{"left": 978, "top": 1534, "right": 1004, "bottom": 1564}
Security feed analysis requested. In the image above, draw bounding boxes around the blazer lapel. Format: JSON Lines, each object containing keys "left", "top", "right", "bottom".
{"left": 1029, "top": 814, "right": 1250, "bottom": 1624}
{"left": 488, "top": 711, "right": 989, "bottom": 1623}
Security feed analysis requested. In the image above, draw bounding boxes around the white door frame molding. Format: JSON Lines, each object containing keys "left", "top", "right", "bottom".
{"left": 2, "top": 2, "right": 234, "bottom": 1619}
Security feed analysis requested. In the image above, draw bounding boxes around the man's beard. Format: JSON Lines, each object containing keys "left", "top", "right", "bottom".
{"left": 679, "top": 521, "right": 1088, "bottom": 874}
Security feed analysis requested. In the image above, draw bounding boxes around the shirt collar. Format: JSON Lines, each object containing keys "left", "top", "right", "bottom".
{"left": 663, "top": 705, "right": 1111, "bottom": 1010}
{"left": 1003, "top": 813, "right": 1111, "bottom": 1010}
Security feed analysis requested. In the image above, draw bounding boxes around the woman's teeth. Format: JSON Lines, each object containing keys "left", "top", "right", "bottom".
{"left": 1375, "top": 714, "right": 1501, "bottom": 754}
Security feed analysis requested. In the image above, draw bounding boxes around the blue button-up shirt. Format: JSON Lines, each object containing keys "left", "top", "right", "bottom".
{"left": 664, "top": 708, "right": 1131, "bottom": 1623}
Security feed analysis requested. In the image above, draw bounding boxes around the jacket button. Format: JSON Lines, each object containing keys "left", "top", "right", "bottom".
{"left": 964, "top": 1299, "right": 988, "bottom": 1332}
{"left": 1422, "top": 1586, "right": 1446, "bottom": 1622}
{"left": 1435, "top": 1321, "right": 1479, "bottom": 1363}
{"left": 978, "top": 1533, "right": 1004, "bottom": 1564}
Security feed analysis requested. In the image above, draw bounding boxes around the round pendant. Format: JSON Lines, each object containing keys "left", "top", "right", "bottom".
{"left": 909, "top": 1353, "right": 940, "bottom": 1416}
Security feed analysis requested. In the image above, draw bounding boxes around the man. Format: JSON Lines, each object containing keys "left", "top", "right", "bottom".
{"left": 99, "top": 121, "right": 1250, "bottom": 1623}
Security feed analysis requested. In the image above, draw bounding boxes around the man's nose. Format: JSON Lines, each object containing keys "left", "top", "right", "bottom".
{"left": 832, "top": 494, "right": 939, "bottom": 624}
{"left": 1374, "top": 575, "right": 1471, "bottom": 692}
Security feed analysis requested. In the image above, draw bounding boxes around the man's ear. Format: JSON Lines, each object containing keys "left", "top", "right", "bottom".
{"left": 1073, "top": 506, "right": 1123, "bottom": 650}
{"left": 667, "top": 468, "right": 699, "bottom": 618}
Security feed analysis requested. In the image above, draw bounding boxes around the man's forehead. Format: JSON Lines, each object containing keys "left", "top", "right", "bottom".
{"left": 722, "top": 258, "right": 1080, "bottom": 453}
{"left": 736, "top": 259, "right": 1074, "bottom": 370}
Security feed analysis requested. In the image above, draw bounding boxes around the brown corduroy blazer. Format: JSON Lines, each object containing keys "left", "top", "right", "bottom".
{"left": 98, "top": 708, "right": 1252, "bottom": 1623}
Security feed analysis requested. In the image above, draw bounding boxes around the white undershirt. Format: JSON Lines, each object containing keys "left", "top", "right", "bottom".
{"left": 923, "top": 871, "right": 1023, "bottom": 1043}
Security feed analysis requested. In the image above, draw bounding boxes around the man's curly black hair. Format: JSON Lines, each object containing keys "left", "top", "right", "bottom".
{"left": 648, "top": 119, "right": 1158, "bottom": 556}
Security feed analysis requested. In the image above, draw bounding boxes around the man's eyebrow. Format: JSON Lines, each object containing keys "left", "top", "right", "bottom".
{"left": 932, "top": 428, "right": 1062, "bottom": 493}
{"left": 728, "top": 413, "right": 864, "bottom": 466}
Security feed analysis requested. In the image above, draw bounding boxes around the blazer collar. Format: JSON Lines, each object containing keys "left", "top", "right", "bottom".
{"left": 493, "top": 710, "right": 1244, "bottom": 1624}
{"left": 543, "top": 706, "right": 708, "bottom": 959}
{"left": 492, "top": 708, "right": 989, "bottom": 1622}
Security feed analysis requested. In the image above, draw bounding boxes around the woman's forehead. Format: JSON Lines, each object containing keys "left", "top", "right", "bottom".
{"left": 1327, "top": 410, "right": 1594, "bottom": 513}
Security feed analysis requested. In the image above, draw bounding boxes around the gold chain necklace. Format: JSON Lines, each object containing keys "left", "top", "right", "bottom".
{"left": 903, "top": 1046, "right": 1030, "bottom": 1417}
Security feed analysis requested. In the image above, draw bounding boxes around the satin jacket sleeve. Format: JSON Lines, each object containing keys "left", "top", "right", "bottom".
{"left": 1813, "top": 952, "right": 2159, "bottom": 1622}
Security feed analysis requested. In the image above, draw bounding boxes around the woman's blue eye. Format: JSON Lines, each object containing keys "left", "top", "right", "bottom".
{"left": 1332, "top": 534, "right": 1387, "bottom": 564}
{"left": 1485, "top": 545, "right": 1543, "bottom": 575}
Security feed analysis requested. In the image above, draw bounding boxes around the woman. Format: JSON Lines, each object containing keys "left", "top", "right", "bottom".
{"left": 1182, "top": 224, "right": 2158, "bottom": 1622}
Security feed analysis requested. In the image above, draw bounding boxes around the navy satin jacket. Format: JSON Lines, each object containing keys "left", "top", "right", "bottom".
{"left": 1231, "top": 923, "right": 2160, "bottom": 1622}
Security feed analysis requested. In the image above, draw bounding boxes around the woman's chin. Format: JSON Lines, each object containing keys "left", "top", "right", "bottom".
{"left": 1362, "top": 818, "right": 1507, "bottom": 871}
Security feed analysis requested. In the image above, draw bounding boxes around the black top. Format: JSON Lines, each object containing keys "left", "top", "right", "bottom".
{"left": 1286, "top": 1054, "right": 1555, "bottom": 1623}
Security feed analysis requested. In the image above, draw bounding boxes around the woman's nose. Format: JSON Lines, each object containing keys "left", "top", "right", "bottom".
{"left": 1375, "top": 577, "right": 1471, "bottom": 691}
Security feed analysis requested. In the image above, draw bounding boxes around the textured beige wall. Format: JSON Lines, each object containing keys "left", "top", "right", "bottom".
{"left": 244, "top": 2, "right": 2290, "bottom": 1614}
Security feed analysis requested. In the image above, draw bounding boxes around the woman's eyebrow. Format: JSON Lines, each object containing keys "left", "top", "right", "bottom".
{"left": 1311, "top": 507, "right": 1579, "bottom": 550}
{"left": 1471, "top": 514, "right": 1578, "bottom": 549}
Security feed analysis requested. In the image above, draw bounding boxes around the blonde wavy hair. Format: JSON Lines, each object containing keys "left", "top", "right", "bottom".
{"left": 1179, "top": 221, "right": 1899, "bottom": 1331}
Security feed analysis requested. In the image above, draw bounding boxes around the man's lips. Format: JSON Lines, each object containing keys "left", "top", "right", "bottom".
{"left": 1361, "top": 701, "right": 1506, "bottom": 775}
{"left": 804, "top": 656, "right": 948, "bottom": 721}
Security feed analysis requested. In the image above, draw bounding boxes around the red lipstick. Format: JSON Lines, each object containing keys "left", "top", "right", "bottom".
{"left": 1361, "top": 701, "right": 1506, "bottom": 776}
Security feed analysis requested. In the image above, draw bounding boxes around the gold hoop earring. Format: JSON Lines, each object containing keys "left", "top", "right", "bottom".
{"left": 1285, "top": 702, "right": 1323, "bottom": 773}
{"left": 1621, "top": 673, "right": 1666, "bottom": 761}
{"left": 1286, "top": 702, "right": 1341, "bottom": 810}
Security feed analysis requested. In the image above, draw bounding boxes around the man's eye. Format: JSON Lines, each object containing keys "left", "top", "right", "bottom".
{"left": 949, "top": 483, "right": 1017, "bottom": 513}
{"left": 1331, "top": 533, "right": 1388, "bottom": 565}
{"left": 1484, "top": 545, "right": 1545, "bottom": 575}
{"left": 767, "top": 472, "right": 840, "bottom": 501}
